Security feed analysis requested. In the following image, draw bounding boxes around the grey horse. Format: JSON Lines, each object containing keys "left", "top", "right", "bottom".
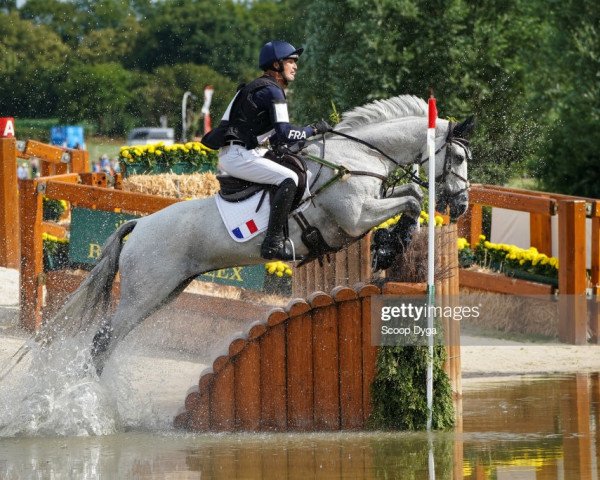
{"left": 20, "top": 95, "right": 476, "bottom": 376}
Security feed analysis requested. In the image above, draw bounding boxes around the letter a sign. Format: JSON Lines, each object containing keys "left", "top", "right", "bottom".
{"left": 0, "top": 117, "right": 15, "bottom": 138}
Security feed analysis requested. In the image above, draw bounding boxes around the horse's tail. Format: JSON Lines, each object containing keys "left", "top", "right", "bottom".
{"left": 36, "top": 219, "right": 138, "bottom": 345}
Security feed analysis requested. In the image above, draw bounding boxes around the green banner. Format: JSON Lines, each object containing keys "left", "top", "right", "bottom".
{"left": 69, "top": 207, "right": 139, "bottom": 265}
{"left": 69, "top": 207, "right": 265, "bottom": 290}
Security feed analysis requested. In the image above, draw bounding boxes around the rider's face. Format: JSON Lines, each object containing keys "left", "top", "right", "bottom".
{"left": 282, "top": 58, "right": 298, "bottom": 82}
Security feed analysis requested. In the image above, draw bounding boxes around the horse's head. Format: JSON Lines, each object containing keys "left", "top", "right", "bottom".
{"left": 426, "top": 116, "right": 475, "bottom": 221}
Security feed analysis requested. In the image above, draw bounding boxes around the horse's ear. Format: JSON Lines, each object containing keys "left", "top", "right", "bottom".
{"left": 453, "top": 115, "right": 476, "bottom": 139}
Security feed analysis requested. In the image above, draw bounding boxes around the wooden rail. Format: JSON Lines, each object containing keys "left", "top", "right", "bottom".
{"left": 292, "top": 233, "right": 372, "bottom": 297}
{"left": 0, "top": 137, "right": 90, "bottom": 268}
{"left": 175, "top": 281, "right": 462, "bottom": 432}
{"left": 458, "top": 184, "right": 599, "bottom": 345}
{"left": 18, "top": 174, "right": 181, "bottom": 331}
{"left": 177, "top": 226, "right": 462, "bottom": 432}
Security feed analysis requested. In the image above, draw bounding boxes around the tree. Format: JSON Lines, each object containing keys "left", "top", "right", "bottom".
{"left": 58, "top": 63, "right": 141, "bottom": 134}
{"left": 532, "top": 0, "right": 600, "bottom": 197}
{"left": 0, "top": 12, "right": 70, "bottom": 117}
{"left": 130, "top": 64, "right": 237, "bottom": 138}
{"left": 130, "top": 0, "right": 258, "bottom": 79}
{"left": 294, "top": 0, "right": 547, "bottom": 185}
{"left": 75, "top": 17, "right": 143, "bottom": 64}
{"left": 19, "top": 0, "right": 84, "bottom": 46}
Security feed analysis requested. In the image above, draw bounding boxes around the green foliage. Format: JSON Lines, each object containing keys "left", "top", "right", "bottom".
{"left": 0, "top": 0, "right": 595, "bottom": 193}
{"left": 42, "top": 198, "right": 67, "bottom": 221}
{"left": 294, "top": 0, "right": 547, "bottom": 185}
{"left": 0, "top": 12, "right": 70, "bottom": 117}
{"left": 530, "top": 0, "right": 600, "bottom": 198}
{"left": 129, "top": 0, "right": 258, "bottom": 79}
{"left": 370, "top": 345, "right": 454, "bottom": 431}
{"left": 131, "top": 63, "right": 236, "bottom": 138}
{"left": 58, "top": 63, "right": 141, "bottom": 135}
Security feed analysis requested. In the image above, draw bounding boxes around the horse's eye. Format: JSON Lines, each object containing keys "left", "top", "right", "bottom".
{"left": 453, "top": 153, "right": 466, "bottom": 165}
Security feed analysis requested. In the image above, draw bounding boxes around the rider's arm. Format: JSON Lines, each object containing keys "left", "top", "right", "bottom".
{"left": 255, "top": 86, "right": 315, "bottom": 144}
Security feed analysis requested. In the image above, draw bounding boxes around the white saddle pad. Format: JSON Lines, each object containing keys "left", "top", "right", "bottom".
{"left": 216, "top": 192, "right": 270, "bottom": 242}
{"left": 216, "top": 188, "right": 311, "bottom": 243}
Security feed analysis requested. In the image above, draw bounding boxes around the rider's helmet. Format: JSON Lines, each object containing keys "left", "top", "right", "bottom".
{"left": 259, "top": 40, "right": 304, "bottom": 71}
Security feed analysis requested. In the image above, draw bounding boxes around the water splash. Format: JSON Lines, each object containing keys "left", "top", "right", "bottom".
{"left": 0, "top": 337, "right": 120, "bottom": 437}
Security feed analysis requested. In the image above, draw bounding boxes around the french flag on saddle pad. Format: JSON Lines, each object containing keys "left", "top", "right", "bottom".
{"left": 232, "top": 219, "right": 259, "bottom": 239}
{"left": 215, "top": 194, "right": 270, "bottom": 242}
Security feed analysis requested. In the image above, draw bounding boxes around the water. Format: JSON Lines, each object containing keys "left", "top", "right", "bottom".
{"left": 0, "top": 371, "right": 598, "bottom": 479}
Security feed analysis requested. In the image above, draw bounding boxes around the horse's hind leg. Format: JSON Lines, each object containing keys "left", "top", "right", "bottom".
{"left": 91, "top": 275, "right": 194, "bottom": 375}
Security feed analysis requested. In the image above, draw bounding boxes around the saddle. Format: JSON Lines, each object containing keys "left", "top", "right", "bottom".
{"left": 217, "top": 149, "right": 308, "bottom": 212}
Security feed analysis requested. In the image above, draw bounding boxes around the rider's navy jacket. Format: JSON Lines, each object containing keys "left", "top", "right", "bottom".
{"left": 202, "top": 75, "right": 314, "bottom": 150}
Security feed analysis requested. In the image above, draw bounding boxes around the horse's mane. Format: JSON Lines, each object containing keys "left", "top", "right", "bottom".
{"left": 337, "top": 95, "right": 427, "bottom": 130}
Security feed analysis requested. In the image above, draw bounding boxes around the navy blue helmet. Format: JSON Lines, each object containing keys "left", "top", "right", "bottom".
{"left": 259, "top": 41, "right": 304, "bottom": 71}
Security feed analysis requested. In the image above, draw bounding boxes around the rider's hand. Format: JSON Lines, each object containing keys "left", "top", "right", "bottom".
{"left": 312, "top": 119, "right": 333, "bottom": 135}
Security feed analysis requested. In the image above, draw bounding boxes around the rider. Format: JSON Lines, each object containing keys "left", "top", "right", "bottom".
{"left": 202, "top": 40, "right": 331, "bottom": 260}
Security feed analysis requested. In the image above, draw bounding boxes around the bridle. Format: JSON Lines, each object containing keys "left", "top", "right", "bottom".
{"left": 417, "top": 125, "right": 471, "bottom": 201}
{"left": 301, "top": 122, "right": 471, "bottom": 204}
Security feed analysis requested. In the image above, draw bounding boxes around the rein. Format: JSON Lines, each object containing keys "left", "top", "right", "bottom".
{"left": 295, "top": 123, "right": 471, "bottom": 209}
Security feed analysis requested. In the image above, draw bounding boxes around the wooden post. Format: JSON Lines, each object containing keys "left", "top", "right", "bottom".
{"left": 260, "top": 310, "right": 288, "bottom": 430}
{"left": 310, "top": 292, "right": 340, "bottom": 430}
{"left": 560, "top": 374, "right": 592, "bottom": 479}
{"left": 18, "top": 178, "right": 44, "bottom": 331}
{"left": 359, "top": 284, "right": 380, "bottom": 424}
{"left": 70, "top": 149, "right": 89, "bottom": 173}
{"left": 558, "top": 200, "right": 588, "bottom": 344}
{"left": 530, "top": 212, "right": 553, "bottom": 255}
{"left": 209, "top": 356, "right": 235, "bottom": 431}
{"left": 360, "top": 233, "right": 372, "bottom": 283}
{"left": 335, "top": 287, "right": 364, "bottom": 429}
{"left": 286, "top": 300, "right": 314, "bottom": 431}
{"left": 457, "top": 203, "right": 482, "bottom": 246}
{"left": 0, "top": 138, "right": 19, "bottom": 268}
{"left": 233, "top": 328, "right": 263, "bottom": 431}
{"left": 591, "top": 202, "right": 600, "bottom": 344}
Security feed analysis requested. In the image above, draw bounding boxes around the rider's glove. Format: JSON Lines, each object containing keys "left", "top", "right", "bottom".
{"left": 312, "top": 119, "right": 333, "bottom": 135}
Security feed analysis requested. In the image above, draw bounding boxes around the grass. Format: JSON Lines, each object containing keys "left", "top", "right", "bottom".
{"left": 506, "top": 176, "right": 540, "bottom": 190}
{"left": 86, "top": 136, "right": 126, "bottom": 164}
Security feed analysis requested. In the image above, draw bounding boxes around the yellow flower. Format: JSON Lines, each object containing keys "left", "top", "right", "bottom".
{"left": 479, "top": 234, "right": 486, "bottom": 241}
{"left": 148, "top": 146, "right": 155, "bottom": 154}
{"left": 155, "top": 150, "right": 162, "bottom": 156}
{"left": 434, "top": 215, "right": 443, "bottom": 226}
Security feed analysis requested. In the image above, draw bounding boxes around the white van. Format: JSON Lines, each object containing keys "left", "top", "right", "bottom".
{"left": 126, "top": 127, "right": 175, "bottom": 146}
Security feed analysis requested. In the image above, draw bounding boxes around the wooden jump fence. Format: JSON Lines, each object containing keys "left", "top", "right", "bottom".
{"left": 458, "top": 184, "right": 600, "bottom": 345}
{"left": 175, "top": 225, "right": 461, "bottom": 432}
{"left": 0, "top": 137, "right": 89, "bottom": 269}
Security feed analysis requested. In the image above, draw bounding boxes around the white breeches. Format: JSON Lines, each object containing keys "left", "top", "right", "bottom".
{"left": 218, "top": 145, "right": 298, "bottom": 186}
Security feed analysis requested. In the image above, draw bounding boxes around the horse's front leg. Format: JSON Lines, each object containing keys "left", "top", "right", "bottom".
{"left": 355, "top": 195, "right": 421, "bottom": 234}
{"left": 385, "top": 182, "right": 424, "bottom": 203}
{"left": 359, "top": 195, "right": 422, "bottom": 272}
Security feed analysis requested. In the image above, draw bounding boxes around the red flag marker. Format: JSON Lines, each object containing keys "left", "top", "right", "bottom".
{"left": 428, "top": 96, "right": 437, "bottom": 129}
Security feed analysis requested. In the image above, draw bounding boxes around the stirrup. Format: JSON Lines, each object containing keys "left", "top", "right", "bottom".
{"left": 261, "top": 238, "right": 303, "bottom": 262}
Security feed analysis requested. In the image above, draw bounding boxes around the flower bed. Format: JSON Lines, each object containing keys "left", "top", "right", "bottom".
{"left": 119, "top": 141, "right": 218, "bottom": 177}
{"left": 458, "top": 235, "right": 558, "bottom": 286}
{"left": 43, "top": 232, "right": 69, "bottom": 271}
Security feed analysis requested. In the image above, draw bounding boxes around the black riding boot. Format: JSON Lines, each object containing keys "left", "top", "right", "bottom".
{"left": 261, "top": 178, "right": 299, "bottom": 261}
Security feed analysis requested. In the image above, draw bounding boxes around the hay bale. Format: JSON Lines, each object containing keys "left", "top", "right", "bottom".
{"left": 460, "top": 283, "right": 559, "bottom": 338}
{"left": 121, "top": 172, "right": 220, "bottom": 199}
